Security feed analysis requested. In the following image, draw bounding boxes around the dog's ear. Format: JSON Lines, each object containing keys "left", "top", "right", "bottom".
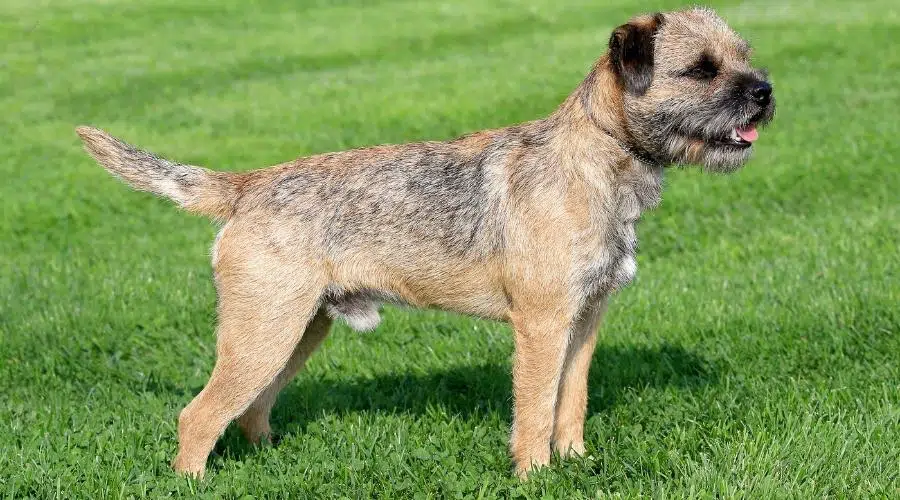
{"left": 608, "top": 13, "right": 665, "bottom": 96}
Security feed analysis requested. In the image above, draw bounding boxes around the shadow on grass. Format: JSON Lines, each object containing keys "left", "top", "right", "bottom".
{"left": 212, "top": 343, "right": 718, "bottom": 462}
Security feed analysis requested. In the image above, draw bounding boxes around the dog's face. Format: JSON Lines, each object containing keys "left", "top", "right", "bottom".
{"left": 609, "top": 8, "right": 776, "bottom": 172}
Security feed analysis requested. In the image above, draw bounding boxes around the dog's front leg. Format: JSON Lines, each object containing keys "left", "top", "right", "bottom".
{"left": 552, "top": 297, "right": 608, "bottom": 458}
{"left": 509, "top": 312, "right": 572, "bottom": 478}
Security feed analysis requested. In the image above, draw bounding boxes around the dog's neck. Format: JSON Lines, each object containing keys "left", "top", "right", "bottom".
{"left": 543, "top": 62, "right": 665, "bottom": 212}
{"left": 612, "top": 139, "right": 664, "bottom": 169}
{"left": 553, "top": 58, "right": 666, "bottom": 170}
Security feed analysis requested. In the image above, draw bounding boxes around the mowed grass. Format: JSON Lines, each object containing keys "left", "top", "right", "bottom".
{"left": 1, "top": 0, "right": 898, "bottom": 497}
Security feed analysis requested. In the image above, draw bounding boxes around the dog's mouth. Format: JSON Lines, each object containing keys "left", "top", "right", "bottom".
{"left": 678, "top": 116, "right": 762, "bottom": 152}
{"left": 708, "top": 122, "right": 759, "bottom": 149}
{"left": 707, "top": 108, "right": 772, "bottom": 150}
{"left": 658, "top": 98, "right": 776, "bottom": 168}
{"left": 657, "top": 103, "right": 775, "bottom": 165}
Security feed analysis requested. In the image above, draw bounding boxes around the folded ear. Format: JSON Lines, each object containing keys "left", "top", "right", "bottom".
{"left": 608, "top": 13, "right": 665, "bottom": 96}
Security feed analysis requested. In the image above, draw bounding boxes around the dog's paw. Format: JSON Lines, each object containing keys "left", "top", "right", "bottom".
{"left": 172, "top": 454, "right": 206, "bottom": 480}
{"left": 514, "top": 460, "right": 549, "bottom": 480}
{"left": 553, "top": 440, "right": 586, "bottom": 459}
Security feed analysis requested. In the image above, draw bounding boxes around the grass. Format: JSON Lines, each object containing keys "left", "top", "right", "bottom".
{"left": 1, "top": 0, "right": 898, "bottom": 497}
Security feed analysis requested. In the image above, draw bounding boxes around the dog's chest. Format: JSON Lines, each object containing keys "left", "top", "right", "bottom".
{"left": 578, "top": 164, "right": 662, "bottom": 298}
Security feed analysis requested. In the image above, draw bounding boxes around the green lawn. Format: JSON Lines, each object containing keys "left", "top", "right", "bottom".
{"left": 2, "top": 0, "right": 899, "bottom": 497}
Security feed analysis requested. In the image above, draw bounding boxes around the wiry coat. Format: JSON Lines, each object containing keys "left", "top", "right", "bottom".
{"left": 79, "top": 70, "right": 660, "bottom": 326}
{"left": 77, "top": 7, "right": 773, "bottom": 479}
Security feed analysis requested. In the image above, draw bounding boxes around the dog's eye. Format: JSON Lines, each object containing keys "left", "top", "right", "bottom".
{"left": 685, "top": 57, "right": 718, "bottom": 80}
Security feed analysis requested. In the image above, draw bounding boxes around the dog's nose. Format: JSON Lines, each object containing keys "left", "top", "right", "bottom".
{"left": 748, "top": 81, "right": 772, "bottom": 106}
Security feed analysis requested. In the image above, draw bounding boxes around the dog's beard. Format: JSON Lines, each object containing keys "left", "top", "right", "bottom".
{"left": 663, "top": 133, "right": 753, "bottom": 172}
{"left": 645, "top": 95, "right": 775, "bottom": 172}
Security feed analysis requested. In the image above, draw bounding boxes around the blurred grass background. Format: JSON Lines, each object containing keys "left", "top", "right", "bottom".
{"left": 1, "top": 0, "right": 898, "bottom": 497}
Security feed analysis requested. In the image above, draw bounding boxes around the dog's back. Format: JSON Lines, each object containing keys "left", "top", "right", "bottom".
{"left": 76, "top": 122, "right": 563, "bottom": 322}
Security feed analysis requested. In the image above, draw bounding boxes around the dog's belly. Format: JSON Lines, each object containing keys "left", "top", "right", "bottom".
{"left": 326, "top": 254, "right": 511, "bottom": 330}
{"left": 325, "top": 285, "right": 509, "bottom": 332}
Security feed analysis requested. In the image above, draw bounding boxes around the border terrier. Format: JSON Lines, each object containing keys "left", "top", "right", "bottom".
{"left": 77, "top": 7, "right": 774, "bottom": 478}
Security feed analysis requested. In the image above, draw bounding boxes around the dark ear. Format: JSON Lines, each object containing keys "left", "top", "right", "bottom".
{"left": 608, "top": 13, "right": 665, "bottom": 96}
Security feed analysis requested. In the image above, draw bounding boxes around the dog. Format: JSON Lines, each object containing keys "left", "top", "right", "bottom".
{"left": 76, "top": 7, "right": 774, "bottom": 479}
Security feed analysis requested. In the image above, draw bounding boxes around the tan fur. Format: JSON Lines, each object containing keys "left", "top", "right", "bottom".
{"left": 76, "top": 8, "right": 773, "bottom": 479}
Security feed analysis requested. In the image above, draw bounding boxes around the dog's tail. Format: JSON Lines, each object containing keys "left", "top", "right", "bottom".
{"left": 75, "top": 126, "right": 238, "bottom": 220}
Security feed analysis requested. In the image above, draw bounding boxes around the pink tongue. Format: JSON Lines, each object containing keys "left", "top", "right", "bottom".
{"left": 736, "top": 125, "right": 759, "bottom": 142}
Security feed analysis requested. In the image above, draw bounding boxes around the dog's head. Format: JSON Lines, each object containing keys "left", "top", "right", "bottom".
{"left": 608, "top": 8, "right": 775, "bottom": 172}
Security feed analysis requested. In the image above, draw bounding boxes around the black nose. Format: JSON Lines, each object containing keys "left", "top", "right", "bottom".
{"left": 748, "top": 81, "right": 772, "bottom": 106}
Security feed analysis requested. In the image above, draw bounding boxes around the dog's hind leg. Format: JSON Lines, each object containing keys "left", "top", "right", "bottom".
{"left": 236, "top": 309, "right": 333, "bottom": 444}
{"left": 172, "top": 253, "right": 326, "bottom": 478}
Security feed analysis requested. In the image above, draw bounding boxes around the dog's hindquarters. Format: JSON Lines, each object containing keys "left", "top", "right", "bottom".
{"left": 76, "top": 126, "right": 238, "bottom": 220}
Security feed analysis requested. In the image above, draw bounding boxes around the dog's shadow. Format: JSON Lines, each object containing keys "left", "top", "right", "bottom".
{"left": 213, "top": 342, "right": 718, "bottom": 461}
